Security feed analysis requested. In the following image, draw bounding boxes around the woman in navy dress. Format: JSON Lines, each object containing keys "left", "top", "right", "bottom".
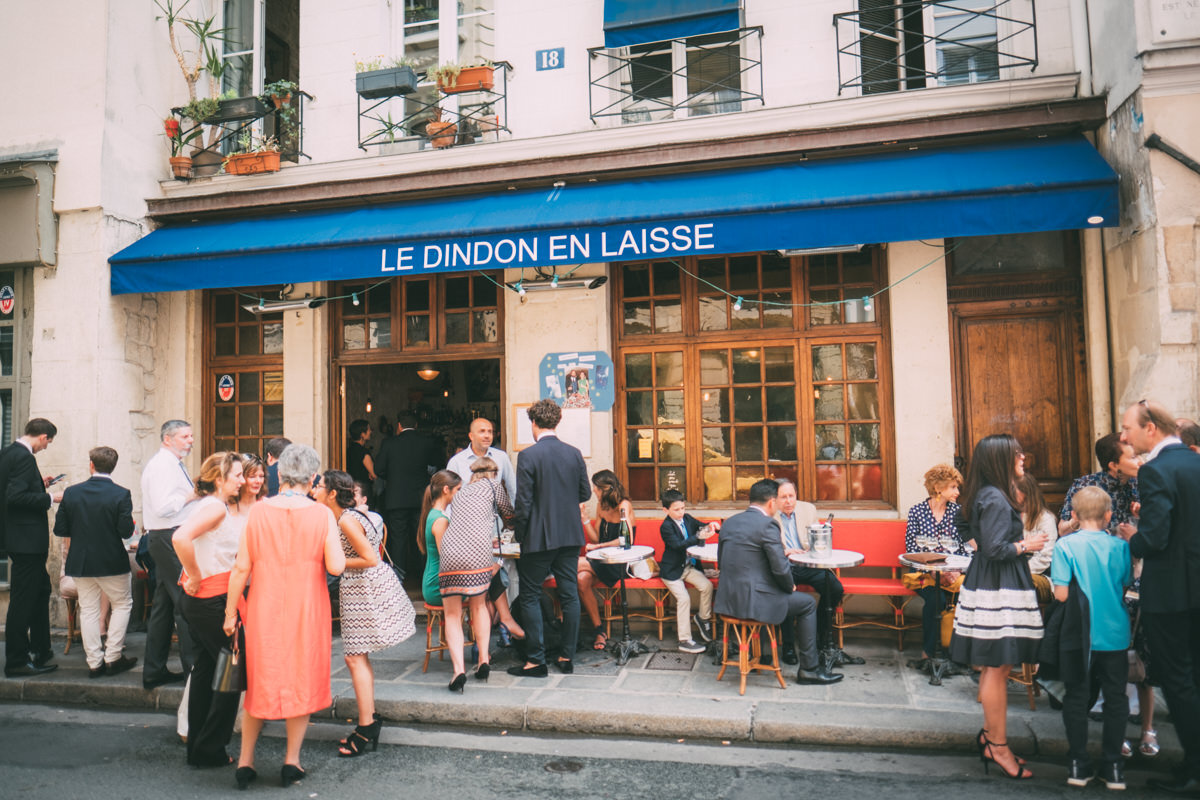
{"left": 949, "top": 434, "right": 1048, "bottom": 780}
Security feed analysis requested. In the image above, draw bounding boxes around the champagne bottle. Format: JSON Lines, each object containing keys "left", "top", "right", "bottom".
{"left": 619, "top": 506, "right": 632, "bottom": 550}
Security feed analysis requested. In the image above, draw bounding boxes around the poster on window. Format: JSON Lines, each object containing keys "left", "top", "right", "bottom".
{"left": 538, "top": 351, "right": 614, "bottom": 412}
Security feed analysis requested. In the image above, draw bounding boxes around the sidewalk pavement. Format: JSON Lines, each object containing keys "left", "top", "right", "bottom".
{"left": 0, "top": 618, "right": 1179, "bottom": 768}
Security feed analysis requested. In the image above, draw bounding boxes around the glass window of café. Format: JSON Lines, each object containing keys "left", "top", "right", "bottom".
{"left": 203, "top": 289, "right": 285, "bottom": 456}
{"left": 0, "top": 268, "right": 31, "bottom": 586}
{"left": 614, "top": 250, "right": 893, "bottom": 507}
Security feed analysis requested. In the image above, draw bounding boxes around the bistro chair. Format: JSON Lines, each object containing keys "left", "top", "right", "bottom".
{"left": 716, "top": 615, "right": 787, "bottom": 695}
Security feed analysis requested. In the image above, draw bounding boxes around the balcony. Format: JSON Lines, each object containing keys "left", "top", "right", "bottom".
{"left": 588, "top": 27, "right": 764, "bottom": 125}
{"left": 834, "top": 0, "right": 1037, "bottom": 96}
{"left": 170, "top": 92, "right": 311, "bottom": 177}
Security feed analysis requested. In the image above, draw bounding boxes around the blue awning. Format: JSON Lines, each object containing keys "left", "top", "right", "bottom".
{"left": 109, "top": 136, "right": 1118, "bottom": 295}
{"left": 603, "top": 0, "right": 742, "bottom": 47}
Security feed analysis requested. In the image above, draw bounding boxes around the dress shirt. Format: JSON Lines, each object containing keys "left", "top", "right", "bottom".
{"left": 141, "top": 446, "right": 194, "bottom": 529}
{"left": 446, "top": 445, "right": 516, "bottom": 502}
{"left": 778, "top": 511, "right": 802, "bottom": 551}
{"left": 1148, "top": 435, "right": 1183, "bottom": 462}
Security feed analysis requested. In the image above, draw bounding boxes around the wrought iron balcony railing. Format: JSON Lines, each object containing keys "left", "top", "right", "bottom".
{"left": 834, "top": 0, "right": 1037, "bottom": 96}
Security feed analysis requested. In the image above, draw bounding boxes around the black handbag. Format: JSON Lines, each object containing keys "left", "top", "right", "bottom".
{"left": 212, "top": 622, "right": 246, "bottom": 693}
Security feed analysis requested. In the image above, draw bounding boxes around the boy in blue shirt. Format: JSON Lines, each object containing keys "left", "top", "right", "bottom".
{"left": 1052, "top": 486, "right": 1132, "bottom": 791}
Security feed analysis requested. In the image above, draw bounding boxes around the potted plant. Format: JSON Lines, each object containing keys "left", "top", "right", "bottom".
{"left": 263, "top": 78, "right": 297, "bottom": 109}
{"left": 425, "top": 106, "right": 457, "bottom": 149}
{"left": 223, "top": 132, "right": 282, "bottom": 175}
{"left": 163, "top": 116, "right": 202, "bottom": 178}
{"left": 356, "top": 55, "right": 418, "bottom": 99}
{"left": 367, "top": 111, "right": 417, "bottom": 155}
{"left": 429, "top": 60, "right": 494, "bottom": 94}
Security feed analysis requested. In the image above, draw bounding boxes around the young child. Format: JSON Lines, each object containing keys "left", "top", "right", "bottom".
{"left": 1051, "top": 485, "right": 1132, "bottom": 791}
{"left": 658, "top": 490, "right": 717, "bottom": 654}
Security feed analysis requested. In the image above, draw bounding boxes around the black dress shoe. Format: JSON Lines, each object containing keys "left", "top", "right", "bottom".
{"left": 1149, "top": 776, "right": 1200, "bottom": 796}
{"left": 835, "top": 652, "right": 866, "bottom": 666}
{"left": 89, "top": 662, "right": 107, "bottom": 679}
{"left": 781, "top": 648, "right": 799, "bottom": 666}
{"left": 143, "top": 669, "right": 186, "bottom": 689}
{"left": 796, "top": 667, "right": 844, "bottom": 685}
{"left": 506, "top": 663, "right": 548, "bottom": 678}
{"left": 32, "top": 650, "right": 55, "bottom": 668}
{"left": 105, "top": 655, "right": 138, "bottom": 676}
{"left": 554, "top": 659, "right": 574, "bottom": 674}
{"left": 6, "top": 661, "right": 58, "bottom": 678}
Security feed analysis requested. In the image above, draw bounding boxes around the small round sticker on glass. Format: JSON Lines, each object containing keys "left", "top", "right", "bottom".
{"left": 0, "top": 286, "right": 15, "bottom": 316}
{"left": 217, "top": 374, "right": 235, "bottom": 402}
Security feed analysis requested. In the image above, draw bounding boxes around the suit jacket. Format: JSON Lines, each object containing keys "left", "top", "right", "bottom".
{"left": 713, "top": 506, "right": 794, "bottom": 624}
{"left": 1128, "top": 443, "right": 1200, "bottom": 613}
{"left": 775, "top": 501, "right": 819, "bottom": 551}
{"left": 53, "top": 475, "right": 134, "bottom": 577}
{"left": 512, "top": 433, "right": 590, "bottom": 553}
{"left": 374, "top": 428, "right": 444, "bottom": 509}
{"left": 659, "top": 514, "right": 705, "bottom": 582}
{"left": 0, "top": 442, "right": 52, "bottom": 555}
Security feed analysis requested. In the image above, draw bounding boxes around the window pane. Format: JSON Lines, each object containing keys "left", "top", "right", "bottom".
{"left": 626, "top": 392, "right": 653, "bottom": 426}
{"left": 214, "top": 293, "right": 236, "bottom": 323}
{"left": 703, "top": 466, "right": 733, "bottom": 502}
{"left": 765, "top": 386, "right": 795, "bottom": 420}
{"left": 471, "top": 310, "right": 497, "bottom": 342}
{"left": 809, "top": 255, "right": 838, "bottom": 286}
{"left": 215, "top": 406, "right": 235, "bottom": 436}
{"left": 659, "top": 466, "right": 686, "bottom": 497}
{"left": 406, "top": 315, "right": 429, "bottom": 345}
{"left": 263, "top": 372, "right": 283, "bottom": 402}
{"left": 735, "top": 427, "right": 762, "bottom": 461}
{"left": 370, "top": 317, "right": 392, "bottom": 349}
{"left": 238, "top": 325, "right": 260, "bottom": 355}
{"left": 368, "top": 282, "right": 392, "bottom": 313}
{"left": 623, "top": 301, "right": 651, "bottom": 335}
{"left": 445, "top": 277, "right": 470, "bottom": 309}
{"left": 237, "top": 438, "right": 258, "bottom": 454}
{"left": 627, "top": 428, "right": 654, "bottom": 462}
{"left": 700, "top": 388, "right": 728, "bottom": 423}
{"left": 699, "top": 350, "right": 728, "bottom": 385}
{"left": 445, "top": 312, "right": 469, "bottom": 344}
{"left": 698, "top": 296, "right": 727, "bottom": 331}
{"left": 761, "top": 253, "right": 790, "bottom": 288}
{"left": 701, "top": 427, "right": 730, "bottom": 462}
{"left": 850, "top": 423, "right": 881, "bottom": 459}
{"left": 809, "top": 289, "right": 843, "bottom": 325}
{"left": 653, "top": 261, "right": 680, "bottom": 295}
{"left": 263, "top": 404, "right": 284, "bottom": 436}
{"left": 734, "top": 467, "right": 763, "bottom": 500}
{"left": 238, "top": 410, "right": 259, "bottom": 436}
{"left": 732, "top": 349, "right": 760, "bottom": 383}
{"left": 843, "top": 250, "right": 873, "bottom": 282}
{"left": 343, "top": 288, "right": 367, "bottom": 314}
{"left": 625, "top": 353, "right": 652, "bottom": 388}
{"left": 733, "top": 387, "right": 762, "bottom": 423}
{"left": 843, "top": 297, "right": 876, "bottom": 324}
{"left": 847, "top": 343, "right": 878, "bottom": 379}
{"left": 767, "top": 427, "right": 797, "bottom": 461}
{"left": 812, "top": 346, "right": 843, "bottom": 382}
{"left": 627, "top": 466, "right": 656, "bottom": 500}
{"left": 814, "top": 385, "right": 845, "bottom": 420}
{"left": 763, "top": 347, "right": 793, "bottom": 382}
{"left": 730, "top": 300, "right": 759, "bottom": 329}
{"left": 816, "top": 425, "right": 846, "bottom": 461}
{"left": 698, "top": 258, "right": 724, "bottom": 282}
{"left": 728, "top": 255, "right": 757, "bottom": 291}
{"left": 623, "top": 263, "right": 651, "bottom": 297}
{"left": 215, "top": 327, "right": 236, "bottom": 356}
{"left": 762, "top": 296, "right": 792, "bottom": 328}
{"left": 816, "top": 465, "right": 847, "bottom": 501}
{"left": 472, "top": 275, "right": 497, "bottom": 305}
{"left": 656, "top": 390, "right": 684, "bottom": 424}
{"left": 850, "top": 464, "right": 884, "bottom": 501}
{"left": 847, "top": 383, "right": 879, "bottom": 419}
{"left": 240, "top": 372, "right": 259, "bottom": 402}
{"left": 343, "top": 321, "right": 366, "bottom": 350}
{"left": 655, "top": 351, "right": 683, "bottom": 386}
{"left": 653, "top": 300, "right": 682, "bottom": 333}
{"left": 214, "top": 438, "right": 236, "bottom": 452}
{"left": 406, "top": 280, "right": 430, "bottom": 312}
{"left": 262, "top": 322, "right": 283, "bottom": 354}
{"left": 658, "top": 428, "right": 685, "bottom": 462}
{"left": 0, "top": 328, "right": 11, "bottom": 377}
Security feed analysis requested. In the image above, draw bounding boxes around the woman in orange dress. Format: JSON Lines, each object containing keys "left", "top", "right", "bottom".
{"left": 223, "top": 445, "right": 345, "bottom": 789}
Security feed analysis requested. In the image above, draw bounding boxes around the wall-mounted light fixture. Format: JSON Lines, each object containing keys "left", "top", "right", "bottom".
{"left": 506, "top": 276, "right": 608, "bottom": 293}
{"left": 241, "top": 297, "right": 327, "bottom": 314}
{"left": 777, "top": 244, "right": 865, "bottom": 257}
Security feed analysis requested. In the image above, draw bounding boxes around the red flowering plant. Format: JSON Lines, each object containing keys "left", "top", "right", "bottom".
{"left": 164, "top": 116, "right": 202, "bottom": 157}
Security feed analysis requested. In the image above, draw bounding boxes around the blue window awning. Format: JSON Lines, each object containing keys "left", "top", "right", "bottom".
{"left": 109, "top": 136, "right": 1118, "bottom": 296}
{"left": 603, "top": 0, "right": 742, "bottom": 48}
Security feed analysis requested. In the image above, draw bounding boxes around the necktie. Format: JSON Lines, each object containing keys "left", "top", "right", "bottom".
{"left": 179, "top": 459, "right": 194, "bottom": 488}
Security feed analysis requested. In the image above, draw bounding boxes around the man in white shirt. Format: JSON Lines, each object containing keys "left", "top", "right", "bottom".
{"left": 141, "top": 419, "right": 196, "bottom": 689}
{"left": 446, "top": 417, "right": 516, "bottom": 501}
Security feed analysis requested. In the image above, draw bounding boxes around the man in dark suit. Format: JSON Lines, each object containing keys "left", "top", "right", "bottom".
{"left": 1119, "top": 400, "right": 1200, "bottom": 794}
{"left": 374, "top": 411, "right": 443, "bottom": 579}
{"left": 1, "top": 418, "right": 63, "bottom": 678}
{"left": 53, "top": 446, "right": 138, "bottom": 678}
{"left": 714, "top": 478, "right": 842, "bottom": 685}
{"left": 263, "top": 437, "right": 291, "bottom": 498}
{"left": 508, "top": 399, "right": 591, "bottom": 677}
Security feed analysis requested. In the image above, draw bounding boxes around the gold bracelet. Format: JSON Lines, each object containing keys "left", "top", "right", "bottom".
{"left": 224, "top": 610, "right": 237, "bottom": 618}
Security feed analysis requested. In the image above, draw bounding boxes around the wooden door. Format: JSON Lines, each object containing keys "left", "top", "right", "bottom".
{"left": 950, "top": 300, "right": 1088, "bottom": 501}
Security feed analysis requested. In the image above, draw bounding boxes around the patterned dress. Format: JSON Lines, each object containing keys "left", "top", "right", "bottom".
{"left": 338, "top": 508, "right": 415, "bottom": 656}
{"left": 1059, "top": 471, "right": 1139, "bottom": 534}
{"left": 949, "top": 485, "right": 1043, "bottom": 666}
{"left": 439, "top": 478, "right": 511, "bottom": 597}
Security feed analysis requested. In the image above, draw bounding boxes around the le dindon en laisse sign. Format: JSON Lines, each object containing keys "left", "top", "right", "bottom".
{"left": 376, "top": 222, "right": 717, "bottom": 272}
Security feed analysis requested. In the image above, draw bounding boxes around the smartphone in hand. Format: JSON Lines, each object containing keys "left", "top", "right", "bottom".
{"left": 48, "top": 473, "right": 67, "bottom": 485}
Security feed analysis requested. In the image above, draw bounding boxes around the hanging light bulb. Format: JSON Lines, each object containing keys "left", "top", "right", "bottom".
{"left": 516, "top": 281, "right": 526, "bottom": 296}
{"left": 862, "top": 295, "right": 872, "bottom": 312}
{"left": 551, "top": 274, "right": 559, "bottom": 288}
{"left": 733, "top": 296, "right": 743, "bottom": 311}
{"left": 352, "top": 292, "right": 360, "bottom": 306}
{"left": 257, "top": 297, "right": 265, "bottom": 310}
{"left": 365, "top": 397, "right": 373, "bottom": 413}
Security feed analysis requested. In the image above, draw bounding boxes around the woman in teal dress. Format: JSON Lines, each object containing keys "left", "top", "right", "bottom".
{"left": 418, "top": 470, "right": 462, "bottom": 609}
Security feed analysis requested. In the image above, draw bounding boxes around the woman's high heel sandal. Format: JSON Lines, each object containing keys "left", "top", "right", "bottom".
{"left": 449, "top": 673, "right": 467, "bottom": 693}
{"left": 337, "top": 717, "right": 383, "bottom": 757}
{"left": 976, "top": 728, "right": 1026, "bottom": 766}
{"left": 235, "top": 766, "right": 257, "bottom": 790}
{"left": 475, "top": 662, "right": 490, "bottom": 682}
{"left": 1140, "top": 729, "right": 1160, "bottom": 757}
{"left": 280, "top": 764, "right": 306, "bottom": 786}
{"left": 979, "top": 736, "right": 1033, "bottom": 780}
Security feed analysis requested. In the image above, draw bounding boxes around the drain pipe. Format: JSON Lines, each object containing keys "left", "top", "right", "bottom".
{"left": 1146, "top": 133, "right": 1200, "bottom": 177}
{"left": 1069, "top": 0, "right": 1094, "bottom": 96}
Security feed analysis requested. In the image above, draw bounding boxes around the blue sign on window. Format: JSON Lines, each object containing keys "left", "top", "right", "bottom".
{"left": 535, "top": 48, "right": 565, "bottom": 71}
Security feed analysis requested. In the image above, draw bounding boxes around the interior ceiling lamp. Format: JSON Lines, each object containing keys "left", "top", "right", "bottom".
{"left": 777, "top": 244, "right": 865, "bottom": 257}
{"left": 241, "top": 296, "right": 327, "bottom": 314}
{"left": 507, "top": 275, "right": 608, "bottom": 293}
{"left": 416, "top": 365, "right": 441, "bottom": 381}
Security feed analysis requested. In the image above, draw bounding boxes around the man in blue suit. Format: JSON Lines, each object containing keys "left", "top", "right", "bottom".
{"left": 1119, "top": 400, "right": 1200, "bottom": 794}
{"left": 509, "top": 399, "right": 591, "bottom": 677}
{"left": 1, "top": 418, "right": 63, "bottom": 678}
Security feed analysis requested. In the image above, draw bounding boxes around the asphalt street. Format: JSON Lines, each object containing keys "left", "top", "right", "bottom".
{"left": 0, "top": 703, "right": 1163, "bottom": 799}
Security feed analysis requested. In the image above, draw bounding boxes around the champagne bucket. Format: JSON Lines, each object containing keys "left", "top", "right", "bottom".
{"left": 809, "top": 523, "right": 833, "bottom": 556}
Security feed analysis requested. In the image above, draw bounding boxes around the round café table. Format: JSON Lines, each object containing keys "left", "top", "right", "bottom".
{"left": 898, "top": 552, "right": 972, "bottom": 686}
{"left": 789, "top": 548, "right": 865, "bottom": 670}
{"left": 588, "top": 545, "right": 654, "bottom": 665}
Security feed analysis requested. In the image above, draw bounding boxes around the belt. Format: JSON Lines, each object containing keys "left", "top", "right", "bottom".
{"left": 146, "top": 527, "right": 179, "bottom": 535}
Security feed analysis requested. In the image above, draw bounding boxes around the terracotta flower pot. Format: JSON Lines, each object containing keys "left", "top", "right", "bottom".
{"left": 426, "top": 121, "right": 458, "bottom": 149}
{"left": 223, "top": 151, "right": 282, "bottom": 175}
{"left": 270, "top": 93, "right": 292, "bottom": 109}
{"left": 438, "top": 65, "right": 494, "bottom": 94}
{"left": 168, "top": 156, "right": 192, "bottom": 179}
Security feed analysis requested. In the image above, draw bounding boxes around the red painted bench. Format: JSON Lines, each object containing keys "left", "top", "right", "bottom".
{"left": 830, "top": 520, "right": 918, "bottom": 650}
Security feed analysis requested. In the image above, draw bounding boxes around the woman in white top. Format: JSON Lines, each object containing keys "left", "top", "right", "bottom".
{"left": 173, "top": 452, "right": 245, "bottom": 769}
{"left": 1016, "top": 472, "right": 1058, "bottom": 603}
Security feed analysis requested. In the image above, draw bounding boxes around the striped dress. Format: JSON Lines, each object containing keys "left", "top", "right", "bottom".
{"left": 949, "top": 485, "right": 1043, "bottom": 666}
{"left": 439, "top": 477, "right": 511, "bottom": 597}
{"left": 338, "top": 508, "right": 415, "bottom": 656}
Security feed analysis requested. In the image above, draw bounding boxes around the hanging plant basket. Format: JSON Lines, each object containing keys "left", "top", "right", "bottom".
{"left": 223, "top": 151, "right": 282, "bottom": 175}
{"left": 356, "top": 65, "right": 418, "bottom": 99}
{"left": 211, "top": 96, "right": 270, "bottom": 123}
{"left": 168, "top": 156, "right": 193, "bottom": 179}
{"left": 438, "top": 65, "right": 494, "bottom": 94}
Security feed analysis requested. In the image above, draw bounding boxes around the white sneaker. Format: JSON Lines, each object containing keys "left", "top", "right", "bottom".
{"left": 678, "top": 639, "right": 706, "bottom": 654}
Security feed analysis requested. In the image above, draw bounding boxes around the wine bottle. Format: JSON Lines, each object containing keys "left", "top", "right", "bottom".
{"left": 619, "top": 506, "right": 632, "bottom": 550}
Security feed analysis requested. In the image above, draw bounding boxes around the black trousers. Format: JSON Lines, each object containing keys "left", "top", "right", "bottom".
{"left": 383, "top": 507, "right": 423, "bottom": 581}
{"left": 516, "top": 545, "right": 581, "bottom": 665}
{"left": 1145, "top": 610, "right": 1200, "bottom": 778}
{"left": 915, "top": 585, "right": 949, "bottom": 657}
{"left": 786, "top": 565, "right": 843, "bottom": 644}
{"left": 144, "top": 529, "right": 196, "bottom": 676}
{"left": 1062, "top": 649, "right": 1128, "bottom": 766}
{"left": 5, "top": 553, "right": 51, "bottom": 669}
{"left": 180, "top": 593, "right": 241, "bottom": 766}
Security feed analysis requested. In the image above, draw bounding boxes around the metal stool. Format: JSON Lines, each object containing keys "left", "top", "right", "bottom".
{"left": 716, "top": 615, "right": 787, "bottom": 695}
